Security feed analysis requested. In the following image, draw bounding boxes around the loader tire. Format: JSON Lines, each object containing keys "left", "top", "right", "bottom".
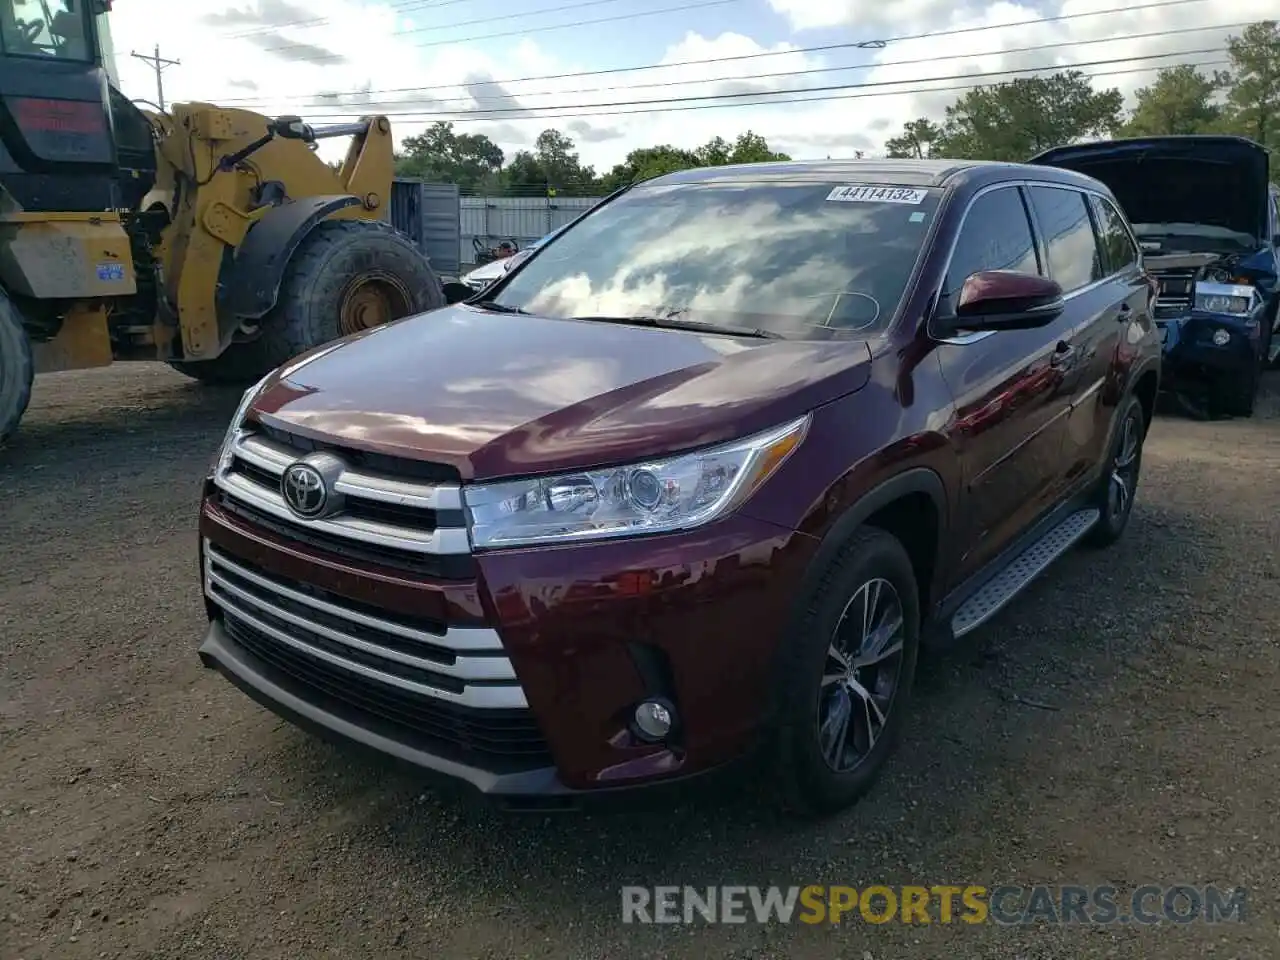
{"left": 168, "top": 219, "right": 445, "bottom": 386}
{"left": 0, "top": 293, "right": 34, "bottom": 445}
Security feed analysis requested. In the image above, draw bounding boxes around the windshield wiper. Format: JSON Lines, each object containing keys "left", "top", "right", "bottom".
{"left": 471, "top": 301, "right": 532, "bottom": 314}
{"left": 569, "top": 314, "right": 784, "bottom": 339}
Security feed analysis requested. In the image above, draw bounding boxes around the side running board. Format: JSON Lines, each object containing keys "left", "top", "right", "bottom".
{"left": 951, "top": 508, "right": 1100, "bottom": 639}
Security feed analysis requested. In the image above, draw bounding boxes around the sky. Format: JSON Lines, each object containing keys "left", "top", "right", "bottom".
{"left": 102, "top": 0, "right": 1274, "bottom": 173}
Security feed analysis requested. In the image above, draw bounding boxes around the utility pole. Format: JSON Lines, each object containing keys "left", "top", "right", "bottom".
{"left": 130, "top": 44, "right": 179, "bottom": 110}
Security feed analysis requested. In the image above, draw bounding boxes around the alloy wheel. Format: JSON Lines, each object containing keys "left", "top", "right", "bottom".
{"left": 1107, "top": 409, "right": 1142, "bottom": 522}
{"left": 818, "top": 577, "right": 906, "bottom": 773}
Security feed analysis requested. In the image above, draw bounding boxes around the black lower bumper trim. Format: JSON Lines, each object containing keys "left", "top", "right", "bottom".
{"left": 198, "top": 620, "right": 749, "bottom": 811}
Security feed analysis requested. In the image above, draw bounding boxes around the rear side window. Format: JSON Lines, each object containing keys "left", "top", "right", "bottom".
{"left": 942, "top": 186, "right": 1040, "bottom": 312}
{"left": 1027, "top": 186, "right": 1103, "bottom": 293}
{"left": 1088, "top": 195, "right": 1140, "bottom": 275}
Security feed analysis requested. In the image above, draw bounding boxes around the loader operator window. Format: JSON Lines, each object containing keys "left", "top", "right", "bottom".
{"left": 0, "top": 0, "right": 91, "bottom": 61}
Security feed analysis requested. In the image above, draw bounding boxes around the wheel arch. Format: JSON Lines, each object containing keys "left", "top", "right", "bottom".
{"left": 805, "top": 468, "right": 948, "bottom": 617}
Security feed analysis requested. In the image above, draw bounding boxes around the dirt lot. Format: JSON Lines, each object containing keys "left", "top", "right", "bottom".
{"left": 1, "top": 364, "right": 1278, "bottom": 960}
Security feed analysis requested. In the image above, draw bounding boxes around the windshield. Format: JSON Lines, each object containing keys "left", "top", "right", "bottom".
{"left": 487, "top": 180, "right": 943, "bottom": 338}
{"left": 0, "top": 0, "right": 92, "bottom": 61}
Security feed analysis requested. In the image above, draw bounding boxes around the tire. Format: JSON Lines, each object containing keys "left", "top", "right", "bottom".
{"left": 773, "top": 526, "right": 921, "bottom": 817}
{"left": 1083, "top": 393, "right": 1147, "bottom": 549}
{"left": 0, "top": 292, "right": 34, "bottom": 445}
{"left": 1216, "top": 361, "right": 1258, "bottom": 418}
{"left": 168, "top": 219, "right": 445, "bottom": 385}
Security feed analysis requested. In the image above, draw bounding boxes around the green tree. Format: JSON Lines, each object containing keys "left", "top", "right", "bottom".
{"left": 395, "top": 121, "right": 504, "bottom": 194}
{"left": 1122, "top": 64, "right": 1230, "bottom": 136}
{"left": 726, "top": 130, "right": 790, "bottom": 163}
{"left": 597, "top": 132, "right": 789, "bottom": 192}
{"left": 497, "top": 129, "right": 598, "bottom": 196}
{"left": 599, "top": 145, "right": 699, "bottom": 191}
{"left": 1221, "top": 20, "right": 1280, "bottom": 150}
{"left": 933, "top": 71, "right": 1124, "bottom": 161}
{"left": 884, "top": 118, "right": 944, "bottom": 158}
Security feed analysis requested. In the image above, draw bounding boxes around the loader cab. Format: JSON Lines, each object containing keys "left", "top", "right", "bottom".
{"left": 0, "top": 0, "right": 154, "bottom": 212}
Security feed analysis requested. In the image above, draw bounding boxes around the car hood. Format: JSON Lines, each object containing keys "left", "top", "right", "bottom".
{"left": 251, "top": 305, "right": 874, "bottom": 480}
{"left": 462, "top": 259, "right": 508, "bottom": 284}
{"left": 1028, "top": 136, "right": 1271, "bottom": 243}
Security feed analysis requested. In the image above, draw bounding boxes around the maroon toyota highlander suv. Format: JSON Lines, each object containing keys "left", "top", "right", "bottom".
{"left": 196, "top": 159, "right": 1162, "bottom": 815}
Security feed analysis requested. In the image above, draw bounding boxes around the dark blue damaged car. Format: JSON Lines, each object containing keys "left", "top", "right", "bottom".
{"left": 1030, "top": 135, "right": 1279, "bottom": 419}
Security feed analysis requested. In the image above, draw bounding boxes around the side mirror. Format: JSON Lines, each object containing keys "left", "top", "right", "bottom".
{"left": 937, "top": 270, "right": 1065, "bottom": 335}
{"left": 442, "top": 282, "right": 473, "bottom": 305}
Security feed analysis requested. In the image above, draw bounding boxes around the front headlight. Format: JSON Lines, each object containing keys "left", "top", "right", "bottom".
{"left": 214, "top": 372, "right": 273, "bottom": 475}
{"left": 463, "top": 415, "right": 810, "bottom": 549}
{"left": 1194, "top": 281, "right": 1256, "bottom": 317}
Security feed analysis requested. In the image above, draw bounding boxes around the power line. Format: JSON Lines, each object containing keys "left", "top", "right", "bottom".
{"left": 210, "top": 0, "right": 1213, "bottom": 103}
{"left": 252, "top": 0, "right": 741, "bottom": 62}
{"left": 229, "top": 22, "right": 1250, "bottom": 111}
{"left": 215, "top": 0, "right": 494, "bottom": 40}
{"left": 334, "top": 58, "right": 1232, "bottom": 125}
{"left": 130, "top": 44, "right": 180, "bottom": 111}
{"left": 249, "top": 0, "right": 685, "bottom": 51}
{"left": 268, "top": 48, "right": 1226, "bottom": 122}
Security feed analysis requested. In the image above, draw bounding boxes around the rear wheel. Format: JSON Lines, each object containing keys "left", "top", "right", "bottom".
{"left": 0, "top": 292, "right": 34, "bottom": 445}
{"left": 1083, "top": 393, "right": 1146, "bottom": 549}
{"left": 168, "top": 219, "right": 444, "bottom": 385}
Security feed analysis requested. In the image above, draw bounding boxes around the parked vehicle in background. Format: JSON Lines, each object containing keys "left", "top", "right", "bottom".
{"left": 459, "top": 226, "right": 565, "bottom": 292}
{"left": 1030, "top": 136, "right": 1280, "bottom": 419}
{"left": 195, "top": 159, "right": 1161, "bottom": 817}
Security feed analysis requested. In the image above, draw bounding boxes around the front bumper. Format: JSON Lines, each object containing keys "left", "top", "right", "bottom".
{"left": 1155, "top": 311, "right": 1260, "bottom": 384}
{"left": 197, "top": 492, "right": 816, "bottom": 805}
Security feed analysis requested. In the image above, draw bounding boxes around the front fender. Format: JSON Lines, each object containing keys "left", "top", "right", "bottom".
{"left": 219, "top": 194, "right": 364, "bottom": 319}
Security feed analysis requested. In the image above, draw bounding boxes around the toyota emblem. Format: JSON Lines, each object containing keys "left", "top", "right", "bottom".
{"left": 282, "top": 462, "right": 328, "bottom": 518}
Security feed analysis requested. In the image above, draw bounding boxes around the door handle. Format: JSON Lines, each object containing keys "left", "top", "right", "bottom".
{"left": 1050, "top": 341, "right": 1077, "bottom": 368}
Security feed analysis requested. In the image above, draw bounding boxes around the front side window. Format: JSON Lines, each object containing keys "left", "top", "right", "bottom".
{"left": 0, "top": 0, "right": 91, "bottom": 61}
{"left": 1089, "top": 194, "right": 1140, "bottom": 275}
{"left": 941, "top": 186, "right": 1040, "bottom": 314}
{"left": 488, "top": 180, "right": 944, "bottom": 339}
{"left": 1027, "top": 186, "right": 1104, "bottom": 293}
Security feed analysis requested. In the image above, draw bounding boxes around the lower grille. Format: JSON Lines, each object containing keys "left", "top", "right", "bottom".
{"left": 222, "top": 616, "right": 552, "bottom": 771}
{"left": 204, "top": 543, "right": 551, "bottom": 771}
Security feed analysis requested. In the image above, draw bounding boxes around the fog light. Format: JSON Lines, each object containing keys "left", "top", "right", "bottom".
{"left": 634, "top": 699, "right": 675, "bottom": 740}
{"left": 1212, "top": 328, "right": 1231, "bottom": 346}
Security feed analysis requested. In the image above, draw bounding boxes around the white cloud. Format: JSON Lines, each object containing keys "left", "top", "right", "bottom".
{"left": 106, "top": 0, "right": 1268, "bottom": 174}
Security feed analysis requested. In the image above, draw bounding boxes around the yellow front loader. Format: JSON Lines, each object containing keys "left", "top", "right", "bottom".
{"left": 0, "top": 0, "right": 453, "bottom": 443}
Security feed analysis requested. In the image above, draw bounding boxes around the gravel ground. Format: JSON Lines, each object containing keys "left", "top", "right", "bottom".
{"left": 1, "top": 363, "right": 1278, "bottom": 960}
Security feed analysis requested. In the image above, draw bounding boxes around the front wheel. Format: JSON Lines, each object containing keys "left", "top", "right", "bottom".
{"left": 773, "top": 527, "right": 920, "bottom": 817}
{"left": 169, "top": 219, "right": 445, "bottom": 385}
{"left": 0, "top": 292, "right": 34, "bottom": 445}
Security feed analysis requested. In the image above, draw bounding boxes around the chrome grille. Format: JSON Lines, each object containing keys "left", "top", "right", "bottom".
{"left": 214, "top": 425, "right": 471, "bottom": 559}
{"left": 204, "top": 543, "right": 528, "bottom": 710}
{"left": 1152, "top": 268, "right": 1197, "bottom": 316}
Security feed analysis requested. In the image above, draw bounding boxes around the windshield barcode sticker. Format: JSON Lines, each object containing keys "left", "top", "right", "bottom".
{"left": 827, "top": 185, "right": 927, "bottom": 204}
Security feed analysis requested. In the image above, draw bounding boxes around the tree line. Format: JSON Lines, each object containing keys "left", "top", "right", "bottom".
{"left": 393, "top": 124, "right": 793, "bottom": 197}
{"left": 884, "top": 20, "right": 1280, "bottom": 161}
{"left": 393, "top": 19, "right": 1280, "bottom": 196}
